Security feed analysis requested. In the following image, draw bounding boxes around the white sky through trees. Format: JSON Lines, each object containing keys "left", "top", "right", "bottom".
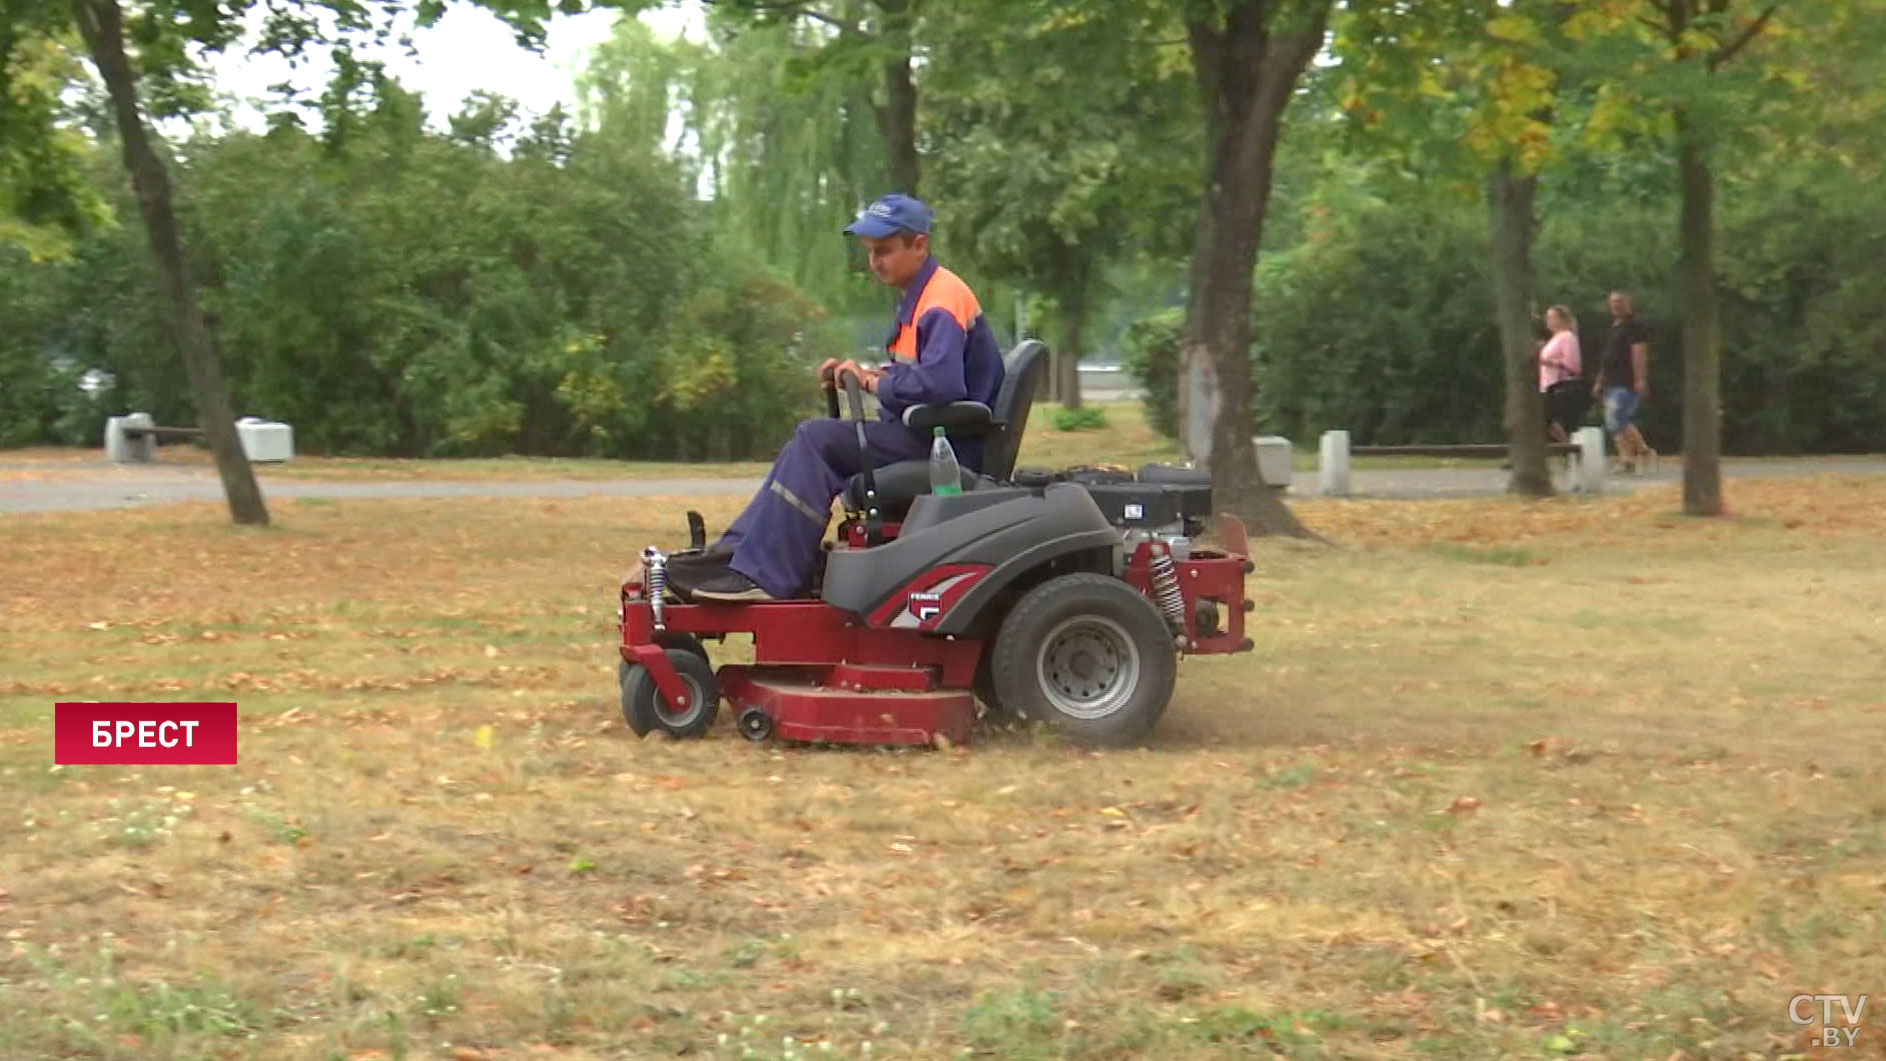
{"left": 199, "top": 4, "right": 702, "bottom": 135}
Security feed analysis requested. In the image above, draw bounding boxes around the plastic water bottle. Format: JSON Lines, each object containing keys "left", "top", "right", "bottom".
{"left": 929, "top": 426, "right": 963, "bottom": 496}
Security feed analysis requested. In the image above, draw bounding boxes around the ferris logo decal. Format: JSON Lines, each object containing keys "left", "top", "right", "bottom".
{"left": 908, "top": 591, "right": 944, "bottom": 622}
{"left": 54, "top": 702, "right": 239, "bottom": 765}
{"left": 1789, "top": 994, "right": 1868, "bottom": 1048}
{"left": 877, "top": 566, "right": 990, "bottom": 629}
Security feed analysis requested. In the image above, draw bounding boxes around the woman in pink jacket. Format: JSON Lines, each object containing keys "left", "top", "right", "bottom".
{"left": 1537, "top": 305, "right": 1588, "bottom": 443}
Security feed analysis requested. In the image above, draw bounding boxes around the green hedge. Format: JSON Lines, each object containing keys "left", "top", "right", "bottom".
{"left": 0, "top": 115, "right": 843, "bottom": 460}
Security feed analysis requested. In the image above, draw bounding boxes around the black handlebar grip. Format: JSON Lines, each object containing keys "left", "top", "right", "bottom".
{"left": 838, "top": 370, "right": 868, "bottom": 422}
{"left": 835, "top": 370, "right": 881, "bottom": 543}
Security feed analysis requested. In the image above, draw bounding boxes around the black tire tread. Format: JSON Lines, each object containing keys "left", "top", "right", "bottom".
{"left": 988, "top": 572, "right": 1176, "bottom": 746}
{"left": 621, "top": 648, "right": 719, "bottom": 739}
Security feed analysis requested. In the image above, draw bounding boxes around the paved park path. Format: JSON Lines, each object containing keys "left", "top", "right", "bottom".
{"left": 4, "top": 455, "right": 1884, "bottom": 515}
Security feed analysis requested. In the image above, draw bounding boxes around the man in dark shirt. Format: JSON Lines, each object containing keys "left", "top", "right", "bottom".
{"left": 1593, "top": 291, "right": 1653, "bottom": 472}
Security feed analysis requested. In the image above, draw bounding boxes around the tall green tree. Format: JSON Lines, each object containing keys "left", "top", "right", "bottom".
{"left": 691, "top": 0, "right": 924, "bottom": 196}
{"left": 923, "top": 0, "right": 1197, "bottom": 409}
{"left": 0, "top": 18, "right": 108, "bottom": 258}
{"left": 68, "top": 0, "right": 272, "bottom": 523}
{"left": 1174, "top": 0, "right": 1332, "bottom": 537}
{"left": 1334, "top": 1, "right": 1586, "bottom": 498}
{"left": 1568, "top": 0, "right": 1871, "bottom": 515}
{"left": 584, "top": 10, "right": 891, "bottom": 324}
{"left": 1, "top": 0, "right": 603, "bottom": 525}
{"left": 1632, "top": 0, "right": 1779, "bottom": 516}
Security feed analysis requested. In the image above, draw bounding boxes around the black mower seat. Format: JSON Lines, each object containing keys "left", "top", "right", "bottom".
{"left": 840, "top": 339, "right": 1050, "bottom": 516}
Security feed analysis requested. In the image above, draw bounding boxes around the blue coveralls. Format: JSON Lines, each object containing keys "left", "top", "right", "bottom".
{"left": 717, "top": 257, "right": 1007, "bottom": 598}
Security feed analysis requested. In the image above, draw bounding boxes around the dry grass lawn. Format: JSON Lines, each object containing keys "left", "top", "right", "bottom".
{"left": 3, "top": 475, "right": 1885, "bottom": 1061}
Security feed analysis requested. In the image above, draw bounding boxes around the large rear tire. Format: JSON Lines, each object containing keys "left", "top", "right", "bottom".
{"left": 972, "top": 647, "right": 1018, "bottom": 726}
{"left": 989, "top": 573, "right": 1176, "bottom": 746}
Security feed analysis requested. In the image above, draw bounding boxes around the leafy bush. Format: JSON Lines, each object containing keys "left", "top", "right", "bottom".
{"left": 1050, "top": 406, "right": 1109, "bottom": 432}
{"left": 1119, "top": 307, "right": 1183, "bottom": 440}
{"left": 0, "top": 111, "right": 840, "bottom": 460}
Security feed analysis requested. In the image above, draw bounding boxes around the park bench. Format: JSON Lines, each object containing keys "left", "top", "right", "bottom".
{"left": 120, "top": 424, "right": 206, "bottom": 443}
{"left": 1317, "top": 427, "right": 1607, "bottom": 496}
{"left": 104, "top": 413, "right": 294, "bottom": 463}
{"left": 1344, "top": 442, "right": 1579, "bottom": 459}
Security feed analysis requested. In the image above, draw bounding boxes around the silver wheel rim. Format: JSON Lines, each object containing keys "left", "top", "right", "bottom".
{"left": 654, "top": 673, "right": 707, "bottom": 729}
{"left": 1036, "top": 615, "right": 1140, "bottom": 720}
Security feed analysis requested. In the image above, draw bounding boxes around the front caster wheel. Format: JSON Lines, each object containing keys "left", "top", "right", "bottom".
{"left": 736, "top": 707, "right": 774, "bottom": 742}
{"left": 620, "top": 648, "right": 719, "bottom": 739}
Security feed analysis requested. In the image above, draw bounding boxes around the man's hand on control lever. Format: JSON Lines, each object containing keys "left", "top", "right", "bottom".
{"left": 819, "top": 358, "right": 881, "bottom": 394}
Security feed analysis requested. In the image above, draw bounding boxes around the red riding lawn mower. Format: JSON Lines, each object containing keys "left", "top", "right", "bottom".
{"left": 616, "top": 340, "right": 1256, "bottom": 748}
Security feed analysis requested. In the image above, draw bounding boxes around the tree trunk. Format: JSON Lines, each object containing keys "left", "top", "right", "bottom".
{"left": 1058, "top": 268, "right": 1087, "bottom": 411}
{"left": 1488, "top": 157, "right": 1553, "bottom": 497}
{"left": 1057, "top": 349, "right": 1082, "bottom": 411}
{"left": 874, "top": 0, "right": 921, "bottom": 197}
{"left": 73, "top": 0, "right": 268, "bottom": 526}
{"left": 1675, "top": 108, "right": 1722, "bottom": 516}
{"left": 1180, "top": 1, "right": 1330, "bottom": 538}
{"left": 1177, "top": 210, "right": 1219, "bottom": 463}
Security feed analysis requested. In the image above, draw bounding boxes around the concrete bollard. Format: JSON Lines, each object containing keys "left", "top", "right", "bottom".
{"left": 1573, "top": 426, "right": 1606, "bottom": 493}
{"left": 1319, "top": 429, "right": 1351, "bottom": 497}
{"left": 105, "top": 412, "right": 157, "bottom": 463}
{"left": 126, "top": 412, "right": 156, "bottom": 462}
{"left": 236, "top": 417, "right": 295, "bottom": 462}
{"left": 104, "top": 416, "right": 129, "bottom": 462}
{"left": 1253, "top": 435, "right": 1293, "bottom": 489}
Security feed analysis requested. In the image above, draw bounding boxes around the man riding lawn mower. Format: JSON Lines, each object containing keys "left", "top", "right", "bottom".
{"left": 615, "top": 195, "right": 1257, "bottom": 748}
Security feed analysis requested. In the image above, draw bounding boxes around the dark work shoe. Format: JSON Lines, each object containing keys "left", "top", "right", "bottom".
{"left": 671, "top": 542, "right": 735, "bottom": 565}
{"left": 693, "top": 572, "right": 778, "bottom": 603}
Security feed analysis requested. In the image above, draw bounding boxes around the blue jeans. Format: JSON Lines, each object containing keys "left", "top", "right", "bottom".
{"left": 1603, "top": 387, "right": 1640, "bottom": 436}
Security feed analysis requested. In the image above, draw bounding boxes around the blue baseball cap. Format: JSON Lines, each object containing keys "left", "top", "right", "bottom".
{"left": 843, "top": 193, "right": 933, "bottom": 238}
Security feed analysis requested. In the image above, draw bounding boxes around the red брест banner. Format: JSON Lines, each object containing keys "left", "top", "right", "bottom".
{"left": 53, "top": 702, "right": 239, "bottom": 765}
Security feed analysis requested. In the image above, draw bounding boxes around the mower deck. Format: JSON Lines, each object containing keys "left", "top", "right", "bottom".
{"left": 719, "top": 666, "right": 976, "bottom": 746}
